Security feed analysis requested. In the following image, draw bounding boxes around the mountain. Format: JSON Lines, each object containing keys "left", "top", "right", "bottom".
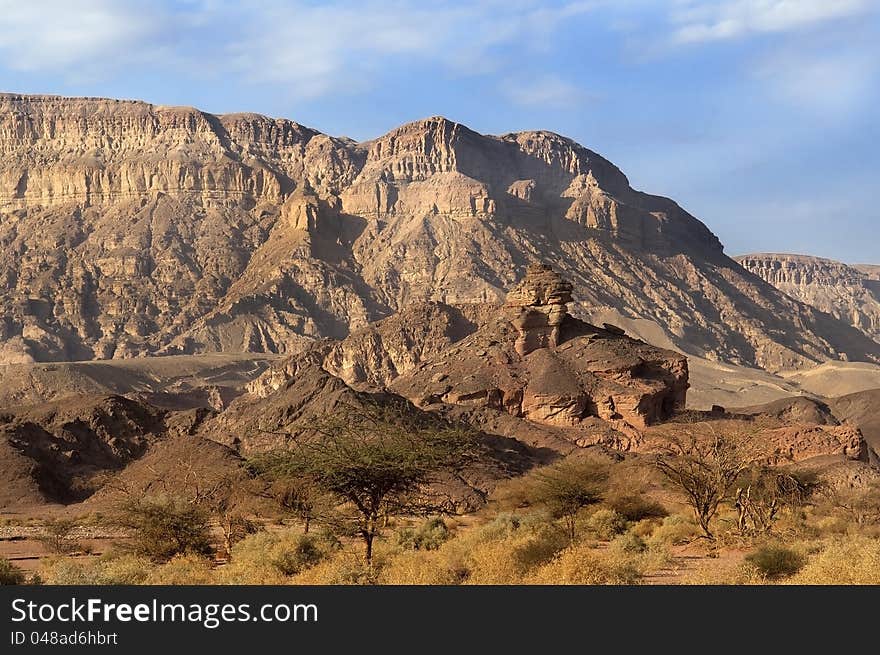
{"left": 736, "top": 254, "right": 880, "bottom": 344}
{"left": 855, "top": 264, "right": 880, "bottom": 280}
{"left": 1, "top": 93, "right": 878, "bottom": 372}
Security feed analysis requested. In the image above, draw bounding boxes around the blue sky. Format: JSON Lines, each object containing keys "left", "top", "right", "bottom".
{"left": 0, "top": 0, "right": 878, "bottom": 263}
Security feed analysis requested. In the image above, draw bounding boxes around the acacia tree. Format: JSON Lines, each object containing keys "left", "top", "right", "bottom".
{"left": 733, "top": 468, "right": 812, "bottom": 535}
{"left": 105, "top": 442, "right": 259, "bottom": 559}
{"left": 821, "top": 479, "right": 880, "bottom": 526}
{"left": 531, "top": 458, "right": 608, "bottom": 543}
{"left": 254, "top": 401, "right": 479, "bottom": 565}
{"left": 654, "top": 428, "right": 761, "bottom": 539}
{"left": 114, "top": 495, "right": 214, "bottom": 562}
{"left": 261, "top": 475, "right": 335, "bottom": 534}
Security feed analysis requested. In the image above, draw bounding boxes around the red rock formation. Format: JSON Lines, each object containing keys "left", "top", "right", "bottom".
{"left": 506, "top": 263, "right": 573, "bottom": 355}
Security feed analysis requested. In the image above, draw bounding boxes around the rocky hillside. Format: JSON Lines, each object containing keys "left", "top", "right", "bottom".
{"left": 1, "top": 93, "right": 878, "bottom": 371}
{"left": 736, "top": 254, "right": 880, "bottom": 343}
{"left": 206, "top": 265, "right": 872, "bottom": 473}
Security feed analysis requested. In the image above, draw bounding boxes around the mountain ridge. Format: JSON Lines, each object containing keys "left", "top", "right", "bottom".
{"left": 0, "top": 92, "right": 878, "bottom": 371}
{"left": 736, "top": 253, "right": 880, "bottom": 344}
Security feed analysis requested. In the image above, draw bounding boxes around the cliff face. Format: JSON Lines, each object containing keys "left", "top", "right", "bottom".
{"left": 1, "top": 94, "right": 878, "bottom": 371}
{"left": 737, "top": 254, "right": 880, "bottom": 344}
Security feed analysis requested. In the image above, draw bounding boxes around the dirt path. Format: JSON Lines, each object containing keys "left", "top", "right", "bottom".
{"left": 643, "top": 545, "right": 749, "bottom": 585}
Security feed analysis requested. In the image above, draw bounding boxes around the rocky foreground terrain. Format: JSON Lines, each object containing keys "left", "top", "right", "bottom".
{"left": 1, "top": 94, "right": 879, "bottom": 372}
{"left": 737, "top": 253, "right": 880, "bottom": 344}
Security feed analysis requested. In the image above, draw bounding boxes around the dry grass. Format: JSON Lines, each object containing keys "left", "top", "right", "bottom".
{"left": 788, "top": 537, "right": 880, "bottom": 585}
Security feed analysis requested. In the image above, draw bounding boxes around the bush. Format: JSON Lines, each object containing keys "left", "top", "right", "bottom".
{"left": 610, "top": 532, "right": 647, "bottom": 555}
{"left": 41, "top": 553, "right": 152, "bottom": 585}
{"left": 222, "top": 531, "right": 331, "bottom": 584}
{"left": 378, "top": 550, "right": 464, "bottom": 585}
{"left": 273, "top": 535, "right": 327, "bottom": 575}
{"left": 292, "top": 550, "right": 380, "bottom": 585}
{"left": 745, "top": 545, "right": 805, "bottom": 579}
{"left": 0, "top": 557, "right": 25, "bottom": 585}
{"left": 813, "top": 516, "right": 849, "bottom": 536}
{"left": 528, "top": 543, "right": 641, "bottom": 585}
{"left": 396, "top": 517, "right": 450, "bottom": 551}
{"left": 465, "top": 527, "right": 568, "bottom": 584}
{"left": 115, "top": 497, "right": 213, "bottom": 562}
{"left": 790, "top": 537, "right": 880, "bottom": 585}
{"left": 477, "top": 513, "right": 523, "bottom": 540}
{"left": 687, "top": 561, "right": 768, "bottom": 585}
{"left": 630, "top": 518, "right": 662, "bottom": 538}
{"left": 607, "top": 494, "right": 667, "bottom": 522}
{"left": 645, "top": 515, "right": 699, "bottom": 547}
{"left": 38, "top": 518, "right": 81, "bottom": 554}
{"left": 586, "top": 509, "right": 627, "bottom": 540}
{"left": 146, "top": 554, "right": 215, "bottom": 585}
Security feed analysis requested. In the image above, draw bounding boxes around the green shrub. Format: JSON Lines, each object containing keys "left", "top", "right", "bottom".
{"left": 115, "top": 497, "right": 213, "bottom": 562}
{"left": 0, "top": 557, "right": 25, "bottom": 585}
{"left": 396, "top": 518, "right": 450, "bottom": 551}
{"left": 272, "top": 535, "right": 326, "bottom": 575}
{"left": 586, "top": 509, "right": 627, "bottom": 540}
{"left": 745, "top": 545, "right": 805, "bottom": 579}
{"left": 607, "top": 494, "right": 667, "bottom": 522}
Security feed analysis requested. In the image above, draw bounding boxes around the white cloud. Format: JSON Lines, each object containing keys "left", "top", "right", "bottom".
{"left": 0, "top": 1, "right": 168, "bottom": 74}
{"left": 0, "top": 1, "right": 600, "bottom": 99}
{"left": 670, "top": 0, "right": 874, "bottom": 44}
{"left": 226, "top": 1, "right": 598, "bottom": 98}
{"left": 501, "top": 75, "right": 591, "bottom": 108}
{"left": 753, "top": 46, "right": 879, "bottom": 117}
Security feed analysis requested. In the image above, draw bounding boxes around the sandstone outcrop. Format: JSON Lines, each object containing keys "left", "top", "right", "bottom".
{"left": 242, "top": 266, "right": 689, "bottom": 433}
{"left": 762, "top": 424, "right": 868, "bottom": 465}
{"left": 506, "top": 263, "right": 573, "bottom": 355}
{"left": 0, "top": 95, "right": 877, "bottom": 371}
{"left": 381, "top": 267, "right": 689, "bottom": 431}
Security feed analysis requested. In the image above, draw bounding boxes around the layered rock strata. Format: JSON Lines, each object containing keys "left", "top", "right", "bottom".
{"left": 0, "top": 94, "right": 878, "bottom": 371}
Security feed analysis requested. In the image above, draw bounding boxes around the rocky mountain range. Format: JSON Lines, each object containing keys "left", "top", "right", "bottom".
{"left": 2, "top": 93, "right": 879, "bottom": 372}
{"left": 737, "top": 254, "right": 880, "bottom": 345}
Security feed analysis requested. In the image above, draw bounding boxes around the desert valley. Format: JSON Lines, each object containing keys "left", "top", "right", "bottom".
{"left": 1, "top": 93, "right": 879, "bottom": 585}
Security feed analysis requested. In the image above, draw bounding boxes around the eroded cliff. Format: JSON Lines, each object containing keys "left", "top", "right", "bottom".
{"left": 1, "top": 94, "right": 878, "bottom": 371}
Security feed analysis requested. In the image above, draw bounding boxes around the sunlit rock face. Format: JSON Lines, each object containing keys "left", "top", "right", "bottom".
{"left": 0, "top": 94, "right": 877, "bottom": 371}
{"left": 737, "top": 253, "right": 880, "bottom": 344}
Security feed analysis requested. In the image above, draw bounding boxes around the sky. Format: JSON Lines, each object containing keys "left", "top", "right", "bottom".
{"left": 0, "top": 0, "right": 877, "bottom": 263}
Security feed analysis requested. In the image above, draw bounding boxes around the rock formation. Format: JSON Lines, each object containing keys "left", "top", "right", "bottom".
{"left": 506, "top": 263, "right": 573, "bottom": 355}
{"left": 0, "top": 94, "right": 878, "bottom": 371}
{"left": 223, "top": 265, "right": 875, "bottom": 467}
{"left": 246, "top": 265, "right": 691, "bottom": 432}
{"left": 762, "top": 424, "right": 868, "bottom": 465}
{"left": 737, "top": 253, "right": 880, "bottom": 344}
